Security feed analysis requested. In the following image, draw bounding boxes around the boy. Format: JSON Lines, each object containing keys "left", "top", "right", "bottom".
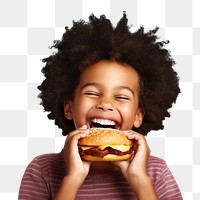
{"left": 19, "top": 13, "right": 183, "bottom": 199}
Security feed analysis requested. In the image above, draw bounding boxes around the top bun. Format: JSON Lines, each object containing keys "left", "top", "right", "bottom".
{"left": 78, "top": 128, "right": 132, "bottom": 146}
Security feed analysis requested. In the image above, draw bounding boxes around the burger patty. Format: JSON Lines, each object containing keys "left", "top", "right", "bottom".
{"left": 79, "top": 146, "right": 133, "bottom": 157}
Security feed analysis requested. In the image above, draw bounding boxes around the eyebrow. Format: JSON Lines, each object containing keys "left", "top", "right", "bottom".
{"left": 80, "top": 83, "right": 101, "bottom": 91}
{"left": 81, "top": 83, "right": 134, "bottom": 95}
{"left": 117, "top": 86, "right": 134, "bottom": 95}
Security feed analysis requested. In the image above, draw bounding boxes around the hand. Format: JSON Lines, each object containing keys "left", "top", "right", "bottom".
{"left": 113, "top": 130, "right": 150, "bottom": 184}
{"left": 54, "top": 126, "right": 91, "bottom": 200}
{"left": 64, "top": 125, "right": 91, "bottom": 182}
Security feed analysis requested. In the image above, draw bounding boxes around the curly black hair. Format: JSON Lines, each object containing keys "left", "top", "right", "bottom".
{"left": 38, "top": 13, "right": 180, "bottom": 136}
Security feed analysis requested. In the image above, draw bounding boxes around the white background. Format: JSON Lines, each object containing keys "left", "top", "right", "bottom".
{"left": 0, "top": 0, "right": 200, "bottom": 199}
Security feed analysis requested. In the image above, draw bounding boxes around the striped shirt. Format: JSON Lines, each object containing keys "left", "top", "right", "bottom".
{"left": 19, "top": 150, "right": 183, "bottom": 200}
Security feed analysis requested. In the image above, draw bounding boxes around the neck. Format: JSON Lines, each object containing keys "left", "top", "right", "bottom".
{"left": 89, "top": 162, "right": 119, "bottom": 174}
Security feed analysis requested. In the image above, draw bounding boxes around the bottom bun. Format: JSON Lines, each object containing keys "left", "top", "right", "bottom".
{"left": 81, "top": 154, "right": 132, "bottom": 162}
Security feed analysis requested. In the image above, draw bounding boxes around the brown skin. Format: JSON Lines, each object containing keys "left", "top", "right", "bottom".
{"left": 54, "top": 60, "right": 158, "bottom": 200}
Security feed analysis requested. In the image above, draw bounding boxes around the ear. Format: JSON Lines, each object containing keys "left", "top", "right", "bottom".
{"left": 64, "top": 101, "right": 73, "bottom": 120}
{"left": 133, "top": 108, "right": 144, "bottom": 128}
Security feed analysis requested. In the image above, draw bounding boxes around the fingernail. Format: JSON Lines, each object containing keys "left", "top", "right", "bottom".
{"left": 80, "top": 125, "right": 87, "bottom": 129}
{"left": 123, "top": 130, "right": 129, "bottom": 133}
{"left": 123, "top": 130, "right": 131, "bottom": 135}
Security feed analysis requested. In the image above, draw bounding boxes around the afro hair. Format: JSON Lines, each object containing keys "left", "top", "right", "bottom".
{"left": 38, "top": 13, "right": 180, "bottom": 136}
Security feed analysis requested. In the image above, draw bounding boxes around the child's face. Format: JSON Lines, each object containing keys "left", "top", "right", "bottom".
{"left": 64, "top": 60, "right": 144, "bottom": 131}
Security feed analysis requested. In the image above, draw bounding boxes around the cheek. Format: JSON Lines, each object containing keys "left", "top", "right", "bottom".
{"left": 71, "top": 106, "right": 86, "bottom": 128}
{"left": 119, "top": 103, "right": 138, "bottom": 122}
{"left": 119, "top": 102, "right": 134, "bottom": 114}
{"left": 72, "top": 98, "right": 93, "bottom": 122}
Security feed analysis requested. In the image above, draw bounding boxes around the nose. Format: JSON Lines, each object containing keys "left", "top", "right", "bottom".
{"left": 96, "top": 99, "right": 114, "bottom": 111}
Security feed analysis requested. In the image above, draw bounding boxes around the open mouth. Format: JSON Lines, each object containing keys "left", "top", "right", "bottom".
{"left": 89, "top": 118, "right": 119, "bottom": 129}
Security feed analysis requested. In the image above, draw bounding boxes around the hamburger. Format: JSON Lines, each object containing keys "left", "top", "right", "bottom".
{"left": 78, "top": 128, "right": 133, "bottom": 161}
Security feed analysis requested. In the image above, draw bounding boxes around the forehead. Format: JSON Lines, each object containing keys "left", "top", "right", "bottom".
{"left": 79, "top": 60, "right": 140, "bottom": 90}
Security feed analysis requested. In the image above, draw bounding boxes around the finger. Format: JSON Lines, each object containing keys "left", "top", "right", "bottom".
{"left": 123, "top": 130, "right": 133, "bottom": 136}
{"left": 65, "top": 127, "right": 90, "bottom": 149}
{"left": 122, "top": 131, "right": 143, "bottom": 151}
{"left": 126, "top": 132, "right": 145, "bottom": 143}
{"left": 79, "top": 124, "right": 88, "bottom": 130}
{"left": 123, "top": 130, "right": 142, "bottom": 139}
{"left": 67, "top": 125, "right": 89, "bottom": 137}
{"left": 124, "top": 132, "right": 150, "bottom": 153}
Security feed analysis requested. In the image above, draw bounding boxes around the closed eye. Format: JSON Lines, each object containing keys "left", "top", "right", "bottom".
{"left": 115, "top": 96, "right": 130, "bottom": 100}
{"left": 84, "top": 92, "right": 100, "bottom": 97}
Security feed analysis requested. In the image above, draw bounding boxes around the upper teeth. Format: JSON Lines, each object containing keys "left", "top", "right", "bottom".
{"left": 92, "top": 118, "right": 116, "bottom": 126}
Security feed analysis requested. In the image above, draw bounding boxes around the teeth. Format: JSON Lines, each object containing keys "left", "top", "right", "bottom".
{"left": 92, "top": 118, "right": 116, "bottom": 126}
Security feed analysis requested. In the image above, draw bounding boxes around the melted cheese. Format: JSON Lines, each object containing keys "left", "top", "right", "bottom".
{"left": 98, "top": 145, "right": 130, "bottom": 152}
{"left": 81, "top": 146, "right": 92, "bottom": 150}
